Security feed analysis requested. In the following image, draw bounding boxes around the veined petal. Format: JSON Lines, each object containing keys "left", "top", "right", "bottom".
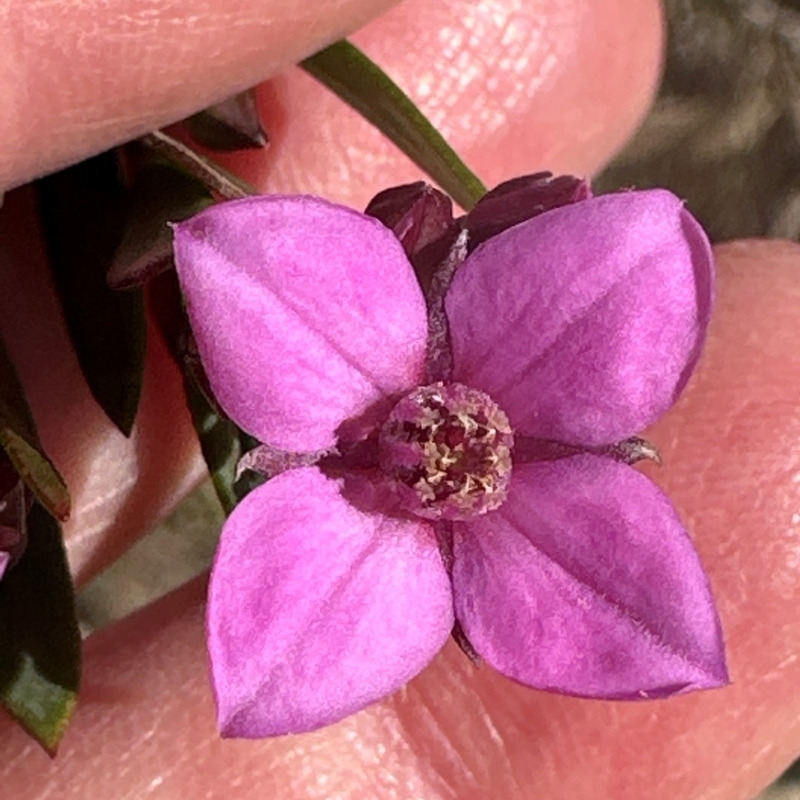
{"left": 207, "top": 467, "right": 453, "bottom": 737}
{"left": 446, "top": 190, "right": 714, "bottom": 445}
{"left": 173, "top": 196, "right": 428, "bottom": 451}
{"left": 452, "top": 456, "right": 728, "bottom": 699}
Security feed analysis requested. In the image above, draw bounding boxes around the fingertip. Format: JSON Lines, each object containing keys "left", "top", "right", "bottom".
{"left": 3, "top": 241, "right": 799, "bottom": 800}
{"left": 353, "top": 0, "right": 664, "bottom": 183}
{"left": 0, "top": 0, "right": 401, "bottom": 189}
{"left": 221, "top": 0, "right": 664, "bottom": 207}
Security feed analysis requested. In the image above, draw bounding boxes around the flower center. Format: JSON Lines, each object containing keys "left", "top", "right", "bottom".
{"left": 378, "top": 382, "right": 514, "bottom": 520}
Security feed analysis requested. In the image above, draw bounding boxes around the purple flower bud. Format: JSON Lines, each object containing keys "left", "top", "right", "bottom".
{"left": 465, "top": 171, "right": 591, "bottom": 249}
{"left": 365, "top": 181, "right": 455, "bottom": 260}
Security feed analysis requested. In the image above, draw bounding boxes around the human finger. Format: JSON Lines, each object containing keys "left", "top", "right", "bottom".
{"left": 0, "top": 0, "right": 402, "bottom": 189}
{"left": 1, "top": 244, "right": 799, "bottom": 799}
{"left": 0, "top": 0, "right": 664, "bottom": 585}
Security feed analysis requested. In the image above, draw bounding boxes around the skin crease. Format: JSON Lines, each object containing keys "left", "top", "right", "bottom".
{"left": 1, "top": 0, "right": 799, "bottom": 799}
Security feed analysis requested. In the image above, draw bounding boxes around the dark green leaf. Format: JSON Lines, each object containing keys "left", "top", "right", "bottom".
{"left": 184, "top": 378, "right": 242, "bottom": 516}
{"left": 138, "top": 130, "right": 255, "bottom": 200}
{"left": 37, "top": 151, "right": 147, "bottom": 437}
{"left": 0, "top": 335, "right": 69, "bottom": 521}
{"left": 302, "top": 40, "right": 486, "bottom": 210}
{"left": 149, "top": 272, "right": 261, "bottom": 516}
{"left": 184, "top": 89, "right": 268, "bottom": 152}
{"left": 183, "top": 362, "right": 266, "bottom": 513}
{"left": 0, "top": 505, "right": 80, "bottom": 753}
{"left": 107, "top": 162, "right": 214, "bottom": 290}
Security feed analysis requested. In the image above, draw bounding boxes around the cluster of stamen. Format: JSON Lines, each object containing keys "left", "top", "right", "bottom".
{"left": 378, "top": 382, "right": 514, "bottom": 520}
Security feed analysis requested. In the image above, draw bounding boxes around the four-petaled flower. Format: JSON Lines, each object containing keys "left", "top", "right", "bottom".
{"left": 173, "top": 181, "right": 728, "bottom": 739}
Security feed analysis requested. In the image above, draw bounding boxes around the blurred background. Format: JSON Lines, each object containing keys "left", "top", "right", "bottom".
{"left": 74, "top": 1, "right": 800, "bottom": 797}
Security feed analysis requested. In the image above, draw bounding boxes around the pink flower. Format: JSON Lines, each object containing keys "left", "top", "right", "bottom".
{"left": 173, "top": 183, "right": 727, "bottom": 739}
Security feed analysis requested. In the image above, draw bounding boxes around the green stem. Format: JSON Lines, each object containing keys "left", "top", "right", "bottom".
{"left": 139, "top": 130, "right": 256, "bottom": 200}
{"left": 302, "top": 40, "right": 486, "bottom": 210}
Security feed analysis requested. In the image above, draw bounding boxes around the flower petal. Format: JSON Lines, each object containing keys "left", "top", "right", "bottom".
{"left": 207, "top": 467, "right": 453, "bottom": 737}
{"left": 173, "top": 195, "right": 428, "bottom": 451}
{"left": 446, "top": 190, "right": 714, "bottom": 445}
{"left": 452, "top": 455, "right": 728, "bottom": 698}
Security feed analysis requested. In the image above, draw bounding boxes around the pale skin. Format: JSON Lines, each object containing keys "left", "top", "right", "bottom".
{"left": 0, "top": 0, "right": 799, "bottom": 797}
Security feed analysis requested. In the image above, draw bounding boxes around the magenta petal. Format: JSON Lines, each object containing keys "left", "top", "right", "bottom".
{"left": 207, "top": 467, "right": 453, "bottom": 737}
{"left": 0, "top": 552, "right": 9, "bottom": 581}
{"left": 446, "top": 190, "right": 714, "bottom": 445}
{"left": 173, "top": 195, "right": 427, "bottom": 451}
{"left": 452, "top": 455, "right": 728, "bottom": 698}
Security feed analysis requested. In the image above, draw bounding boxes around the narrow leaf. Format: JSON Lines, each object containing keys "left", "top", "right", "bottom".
{"left": 139, "top": 130, "right": 255, "bottom": 200}
{"left": 0, "top": 505, "right": 81, "bottom": 753}
{"left": 302, "top": 40, "right": 486, "bottom": 210}
{"left": 149, "top": 272, "right": 261, "bottom": 515}
{"left": 36, "top": 151, "right": 147, "bottom": 437}
{"left": 107, "top": 162, "right": 214, "bottom": 290}
{"left": 184, "top": 378, "right": 242, "bottom": 516}
{"left": 0, "top": 335, "right": 69, "bottom": 521}
{"left": 184, "top": 89, "right": 268, "bottom": 152}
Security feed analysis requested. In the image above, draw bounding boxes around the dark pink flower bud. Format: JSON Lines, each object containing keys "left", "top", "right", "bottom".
{"left": 365, "top": 181, "right": 454, "bottom": 260}
{"left": 465, "top": 171, "right": 591, "bottom": 249}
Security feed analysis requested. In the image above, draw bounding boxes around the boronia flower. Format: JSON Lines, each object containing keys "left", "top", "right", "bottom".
{"left": 172, "top": 177, "right": 728, "bottom": 739}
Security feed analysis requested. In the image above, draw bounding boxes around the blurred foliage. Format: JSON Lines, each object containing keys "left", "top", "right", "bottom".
{"left": 597, "top": 0, "right": 800, "bottom": 242}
